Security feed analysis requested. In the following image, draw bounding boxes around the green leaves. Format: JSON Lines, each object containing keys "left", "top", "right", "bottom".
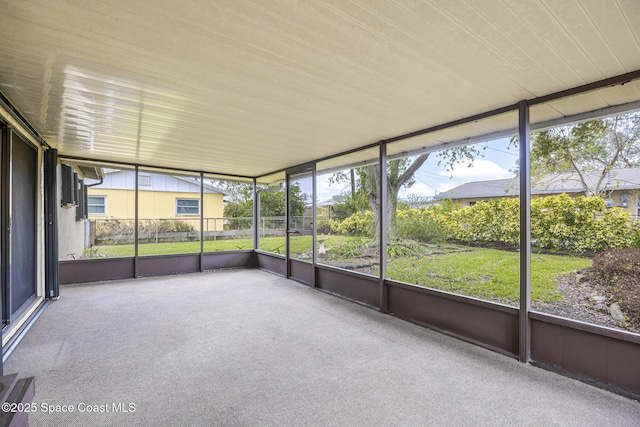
{"left": 257, "top": 183, "right": 306, "bottom": 217}
{"left": 530, "top": 113, "right": 640, "bottom": 195}
{"left": 330, "top": 210, "right": 375, "bottom": 236}
{"left": 329, "top": 194, "right": 637, "bottom": 254}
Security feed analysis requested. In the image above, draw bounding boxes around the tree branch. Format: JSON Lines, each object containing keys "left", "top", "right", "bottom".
{"left": 396, "top": 154, "right": 430, "bottom": 189}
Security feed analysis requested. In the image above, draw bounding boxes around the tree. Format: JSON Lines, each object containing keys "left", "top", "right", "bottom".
{"left": 258, "top": 183, "right": 305, "bottom": 217}
{"left": 329, "top": 191, "right": 369, "bottom": 221}
{"left": 530, "top": 113, "right": 640, "bottom": 196}
{"left": 367, "top": 156, "right": 430, "bottom": 242}
{"left": 211, "top": 180, "right": 254, "bottom": 218}
{"left": 331, "top": 147, "right": 482, "bottom": 243}
{"left": 212, "top": 180, "right": 307, "bottom": 219}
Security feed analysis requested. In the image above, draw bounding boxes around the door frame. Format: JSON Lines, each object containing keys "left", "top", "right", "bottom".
{"left": 285, "top": 162, "right": 316, "bottom": 285}
{"left": 2, "top": 129, "right": 39, "bottom": 325}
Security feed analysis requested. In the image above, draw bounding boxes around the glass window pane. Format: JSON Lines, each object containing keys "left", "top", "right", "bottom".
{"left": 202, "top": 174, "right": 254, "bottom": 251}
{"left": 88, "top": 206, "right": 104, "bottom": 214}
{"left": 87, "top": 196, "right": 106, "bottom": 214}
{"left": 137, "top": 168, "right": 202, "bottom": 256}
{"left": 289, "top": 170, "right": 313, "bottom": 262}
{"left": 257, "top": 171, "right": 286, "bottom": 254}
{"left": 316, "top": 147, "right": 380, "bottom": 276}
{"left": 530, "top": 87, "right": 640, "bottom": 335}
{"left": 176, "top": 198, "right": 200, "bottom": 215}
{"left": 386, "top": 111, "right": 520, "bottom": 306}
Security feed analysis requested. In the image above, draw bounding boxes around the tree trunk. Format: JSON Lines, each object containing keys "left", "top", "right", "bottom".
{"left": 370, "top": 184, "right": 401, "bottom": 244}
{"left": 367, "top": 154, "right": 430, "bottom": 245}
{"left": 386, "top": 188, "right": 400, "bottom": 242}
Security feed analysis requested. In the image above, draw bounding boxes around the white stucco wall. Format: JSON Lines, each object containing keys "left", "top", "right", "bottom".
{"left": 57, "top": 164, "right": 86, "bottom": 260}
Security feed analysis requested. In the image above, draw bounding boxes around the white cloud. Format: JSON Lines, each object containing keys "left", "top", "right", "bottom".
{"left": 438, "top": 159, "right": 513, "bottom": 181}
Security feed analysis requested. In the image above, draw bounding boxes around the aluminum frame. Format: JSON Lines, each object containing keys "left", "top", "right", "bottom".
{"left": 519, "top": 101, "right": 531, "bottom": 362}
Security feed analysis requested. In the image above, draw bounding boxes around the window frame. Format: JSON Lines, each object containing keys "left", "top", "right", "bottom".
{"left": 87, "top": 195, "right": 107, "bottom": 215}
{"left": 176, "top": 198, "right": 200, "bottom": 215}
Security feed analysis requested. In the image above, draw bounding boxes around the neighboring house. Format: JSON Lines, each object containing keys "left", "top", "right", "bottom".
{"left": 314, "top": 199, "right": 335, "bottom": 219}
{"left": 435, "top": 167, "right": 640, "bottom": 220}
{"left": 86, "top": 170, "right": 229, "bottom": 230}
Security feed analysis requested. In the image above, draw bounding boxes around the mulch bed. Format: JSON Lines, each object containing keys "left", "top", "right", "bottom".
{"left": 533, "top": 269, "right": 639, "bottom": 334}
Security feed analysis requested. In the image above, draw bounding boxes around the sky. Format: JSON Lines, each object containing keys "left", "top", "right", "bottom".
{"left": 401, "top": 137, "right": 518, "bottom": 199}
{"left": 314, "top": 137, "right": 519, "bottom": 202}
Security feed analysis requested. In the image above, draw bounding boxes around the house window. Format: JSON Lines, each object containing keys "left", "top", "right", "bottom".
{"left": 139, "top": 174, "right": 151, "bottom": 186}
{"left": 87, "top": 196, "right": 106, "bottom": 214}
{"left": 176, "top": 198, "right": 200, "bottom": 215}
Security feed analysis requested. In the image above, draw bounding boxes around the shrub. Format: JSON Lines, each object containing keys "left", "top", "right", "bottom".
{"left": 592, "top": 248, "right": 640, "bottom": 322}
{"left": 330, "top": 194, "right": 634, "bottom": 254}
{"left": 447, "top": 198, "right": 520, "bottom": 247}
{"left": 386, "top": 240, "right": 424, "bottom": 258}
{"left": 530, "top": 195, "right": 633, "bottom": 253}
{"left": 632, "top": 221, "right": 640, "bottom": 247}
{"left": 397, "top": 208, "right": 448, "bottom": 243}
{"left": 316, "top": 217, "right": 332, "bottom": 234}
{"left": 94, "top": 219, "right": 135, "bottom": 245}
{"left": 153, "top": 219, "right": 195, "bottom": 233}
{"left": 330, "top": 210, "right": 375, "bottom": 236}
{"left": 436, "top": 194, "right": 634, "bottom": 253}
{"left": 329, "top": 237, "right": 369, "bottom": 258}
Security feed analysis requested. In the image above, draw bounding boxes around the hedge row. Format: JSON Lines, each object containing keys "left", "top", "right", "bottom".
{"left": 330, "top": 194, "right": 639, "bottom": 254}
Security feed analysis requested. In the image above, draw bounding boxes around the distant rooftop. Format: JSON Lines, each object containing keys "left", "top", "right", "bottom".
{"left": 435, "top": 167, "right": 640, "bottom": 200}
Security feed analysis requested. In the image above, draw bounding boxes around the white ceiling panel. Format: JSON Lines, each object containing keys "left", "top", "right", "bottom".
{"left": 530, "top": 79, "right": 640, "bottom": 127}
{"left": 0, "top": 0, "right": 639, "bottom": 177}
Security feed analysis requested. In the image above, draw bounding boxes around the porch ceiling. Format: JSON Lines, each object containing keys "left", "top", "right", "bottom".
{"left": 1, "top": 0, "right": 639, "bottom": 177}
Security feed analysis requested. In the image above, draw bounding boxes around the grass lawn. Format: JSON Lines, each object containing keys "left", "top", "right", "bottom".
{"left": 92, "top": 235, "right": 352, "bottom": 257}
{"left": 92, "top": 236, "right": 590, "bottom": 304}
{"left": 388, "top": 248, "right": 591, "bottom": 303}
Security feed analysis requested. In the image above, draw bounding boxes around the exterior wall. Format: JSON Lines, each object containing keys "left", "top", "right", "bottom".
{"left": 609, "top": 189, "right": 640, "bottom": 220}
{"left": 57, "top": 164, "right": 86, "bottom": 260}
{"left": 58, "top": 209, "right": 86, "bottom": 259}
{"left": 87, "top": 188, "right": 225, "bottom": 231}
{"left": 86, "top": 188, "right": 135, "bottom": 219}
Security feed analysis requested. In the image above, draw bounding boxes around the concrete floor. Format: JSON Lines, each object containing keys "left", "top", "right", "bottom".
{"left": 5, "top": 269, "right": 640, "bottom": 426}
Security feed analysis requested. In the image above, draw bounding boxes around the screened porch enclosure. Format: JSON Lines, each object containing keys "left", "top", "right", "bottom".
{"left": 1, "top": 1, "right": 640, "bottom": 421}
{"left": 55, "top": 75, "right": 640, "bottom": 400}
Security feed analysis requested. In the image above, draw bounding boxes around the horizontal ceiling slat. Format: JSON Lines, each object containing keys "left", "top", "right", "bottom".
{"left": 580, "top": 0, "right": 640, "bottom": 72}
{"left": 542, "top": 0, "right": 624, "bottom": 77}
